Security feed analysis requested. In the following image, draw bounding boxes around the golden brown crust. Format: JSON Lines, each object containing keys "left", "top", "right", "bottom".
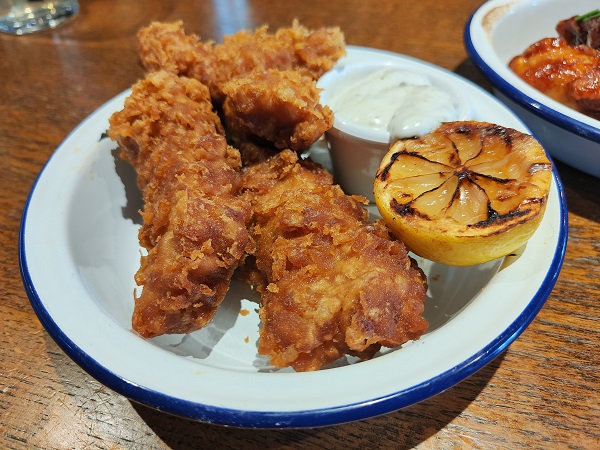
{"left": 116, "top": 23, "right": 427, "bottom": 370}
{"left": 138, "top": 20, "right": 345, "bottom": 102}
{"left": 241, "top": 150, "right": 428, "bottom": 371}
{"left": 221, "top": 69, "right": 333, "bottom": 150}
{"left": 108, "top": 70, "right": 251, "bottom": 338}
{"left": 137, "top": 20, "right": 344, "bottom": 151}
{"left": 137, "top": 21, "right": 216, "bottom": 84}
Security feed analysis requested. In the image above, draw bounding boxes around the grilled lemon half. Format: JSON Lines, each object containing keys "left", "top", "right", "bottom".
{"left": 374, "top": 121, "right": 552, "bottom": 266}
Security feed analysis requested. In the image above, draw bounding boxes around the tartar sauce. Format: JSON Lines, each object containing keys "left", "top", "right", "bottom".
{"left": 328, "top": 68, "right": 461, "bottom": 140}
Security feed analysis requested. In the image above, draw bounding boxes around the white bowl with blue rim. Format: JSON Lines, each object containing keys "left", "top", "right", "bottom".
{"left": 465, "top": 0, "right": 600, "bottom": 178}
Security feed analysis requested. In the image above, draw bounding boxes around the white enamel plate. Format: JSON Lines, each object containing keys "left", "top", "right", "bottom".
{"left": 19, "top": 47, "right": 567, "bottom": 428}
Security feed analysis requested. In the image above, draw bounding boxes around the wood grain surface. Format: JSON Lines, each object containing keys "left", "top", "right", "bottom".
{"left": 1, "top": 1, "right": 599, "bottom": 448}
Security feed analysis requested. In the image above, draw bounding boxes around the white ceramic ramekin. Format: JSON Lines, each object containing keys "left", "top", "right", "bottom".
{"left": 318, "top": 62, "right": 470, "bottom": 201}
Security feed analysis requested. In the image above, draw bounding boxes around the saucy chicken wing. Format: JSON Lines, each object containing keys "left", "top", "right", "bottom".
{"left": 509, "top": 37, "right": 600, "bottom": 117}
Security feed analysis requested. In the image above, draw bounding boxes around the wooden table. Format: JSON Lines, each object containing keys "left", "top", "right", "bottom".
{"left": 1, "top": 1, "right": 598, "bottom": 448}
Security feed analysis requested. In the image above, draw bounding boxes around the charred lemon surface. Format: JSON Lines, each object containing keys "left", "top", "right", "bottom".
{"left": 374, "top": 121, "right": 552, "bottom": 266}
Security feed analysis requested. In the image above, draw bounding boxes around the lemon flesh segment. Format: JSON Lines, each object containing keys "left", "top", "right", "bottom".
{"left": 374, "top": 121, "right": 553, "bottom": 266}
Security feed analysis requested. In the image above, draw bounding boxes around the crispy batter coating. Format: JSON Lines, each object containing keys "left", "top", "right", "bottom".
{"left": 137, "top": 21, "right": 215, "bottom": 89}
{"left": 221, "top": 69, "right": 333, "bottom": 151}
{"left": 138, "top": 20, "right": 345, "bottom": 101}
{"left": 241, "top": 150, "right": 429, "bottom": 372}
{"left": 116, "top": 22, "right": 427, "bottom": 372}
{"left": 509, "top": 37, "right": 600, "bottom": 117}
{"left": 108, "top": 70, "right": 251, "bottom": 338}
{"left": 137, "top": 20, "right": 343, "bottom": 150}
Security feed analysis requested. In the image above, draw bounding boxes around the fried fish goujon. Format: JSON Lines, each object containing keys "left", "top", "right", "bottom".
{"left": 137, "top": 20, "right": 342, "bottom": 151}
{"left": 137, "top": 20, "right": 345, "bottom": 102}
{"left": 108, "top": 70, "right": 251, "bottom": 338}
{"left": 241, "top": 150, "right": 429, "bottom": 372}
{"left": 221, "top": 69, "right": 333, "bottom": 151}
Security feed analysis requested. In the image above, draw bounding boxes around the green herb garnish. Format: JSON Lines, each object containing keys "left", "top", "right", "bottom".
{"left": 576, "top": 9, "right": 600, "bottom": 21}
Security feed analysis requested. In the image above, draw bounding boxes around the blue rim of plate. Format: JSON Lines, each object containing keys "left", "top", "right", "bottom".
{"left": 464, "top": 10, "right": 600, "bottom": 144}
{"left": 18, "top": 64, "right": 568, "bottom": 429}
